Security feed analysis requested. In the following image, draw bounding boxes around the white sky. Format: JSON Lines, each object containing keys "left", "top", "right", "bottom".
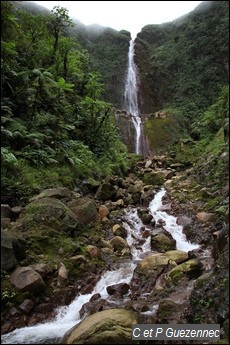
{"left": 32, "top": 1, "right": 202, "bottom": 37}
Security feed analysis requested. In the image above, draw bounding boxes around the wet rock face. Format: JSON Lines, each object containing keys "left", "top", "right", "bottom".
{"left": 107, "top": 283, "right": 130, "bottom": 296}
{"left": 115, "top": 111, "right": 136, "bottom": 153}
{"left": 79, "top": 299, "right": 118, "bottom": 319}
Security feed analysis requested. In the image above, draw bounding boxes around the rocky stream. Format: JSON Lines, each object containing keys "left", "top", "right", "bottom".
{"left": 1, "top": 156, "right": 229, "bottom": 344}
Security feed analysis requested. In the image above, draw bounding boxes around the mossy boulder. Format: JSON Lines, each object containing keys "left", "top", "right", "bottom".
{"left": 151, "top": 233, "right": 176, "bottom": 252}
{"left": 141, "top": 212, "right": 153, "bottom": 225}
{"left": 135, "top": 253, "right": 174, "bottom": 278}
{"left": 110, "top": 236, "right": 130, "bottom": 256}
{"left": 61, "top": 309, "right": 137, "bottom": 344}
{"left": 168, "top": 258, "right": 203, "bottom": 283}
{"left": 22, "top": 197, "right": 78, "bottom": 233}
{"left": 164, "top": 250, "right": 189, "bottom": 264}
{"left": 142, "top": 171, "right": 165, "bottom": 186}
{"left": 144, "top": 117, "right": 182, "bottom": 153}
{"left": 30, "top": 187, "right": 72, "bottom": 202}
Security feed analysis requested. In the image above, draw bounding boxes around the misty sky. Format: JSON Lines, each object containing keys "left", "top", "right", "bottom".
{"left": 32, "top": 1, "right": 202, "bottom": 37}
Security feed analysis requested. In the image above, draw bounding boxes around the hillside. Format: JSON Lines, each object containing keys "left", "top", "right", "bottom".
{"left": 135, "top": 1, "right": 229, "bottom": 118}
{"left": 13, "top": 1, "right": 131, "bottom": 108}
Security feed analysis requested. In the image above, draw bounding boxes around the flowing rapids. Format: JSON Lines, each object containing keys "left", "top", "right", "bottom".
{"left": 2, "top": 188, "right": 201, "bottom": 344}
{"left": 124, "top": 39, "right": 142, "bottom": 155}
{"left": 149, "top": 188, "right": 200, "bottom": 252}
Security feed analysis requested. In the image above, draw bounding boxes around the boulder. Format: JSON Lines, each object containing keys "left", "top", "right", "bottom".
{"left": 95, "top": 182, "right": 117, "bottom": 201}
{"left": 110, "top": 236, "right": 130, "bottom": 255}
{"left": 58, "top": 262, "right": 68, "bottom": 280}
{"left": 86, "top": 245, "right": 100, "bottom": 258}
{"left": 145, "top": 160, "right": 152, "bottom": 168}
{"left": 196, "top": 212, "right": 215, "bottom": 223}
{"left": 141, "top": 228, "right": 151, "bottom": 239}
{"left": 81, "top": 178, "right": 100, "bottom": 193}
{"left": 89, "top": 293, "right": 101, "bottom": 302}
{"left": 98, "top": 205, "right": 109, "bottom": 219}
{"left": 67, "top": 197, "right": 98, "bottom": 226}
{"left": 157, "top": 300, "right": 181, "bottom": 323}
{"left": 114, "top": 199, "right": 125, "bottom": 207}
{"left": 30, "top": 263, "right": 52, "bottom": 278}
{"left": 24, "top": 197, "right": 78, "bottom": 233}
{"left": 61, "top": 309, "right": 137, "bottom": 344}
{"left": 79, "top": 299, "right": 118, "bottom": 318}
{"left": 1, "top": 204, "right": 12, "bottom": 219}
{"left": 18, "top": 299, "right": 34, "bottom": 314}
{"left": 107, "top": 283, "right": 130, "bottom": 296}
{"left": 69, "top": 255, "right": 87, "bottom": 264}
{"left": 164, "top": 250, "right": 189, "bottom": 264}
{"left": 141, "top": 213, "right": 153, "bottom": 225}
{"left": 30, "top": 187, "right": 72, "bottom": 202}
{"left": 10, "top": 267, "right": 45, "bottom": 292}
{"left": 112, "top": 224, "right": 127, "bottom": 238}
{"left": 151, "top": 233, "right": 176, "bottom": 252}
{"left": 1, "top": 229, "right": 18, "bottom": 271}
{"left": 135, "top": 253, "right": 175, "bottom": 279}
{"left": 96, "top": 238, "right": 113, "bottom": 250}
{"left": 168, "top": 258, "right": 203, "bottom": 283}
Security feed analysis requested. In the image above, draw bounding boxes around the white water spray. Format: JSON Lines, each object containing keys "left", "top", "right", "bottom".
{"left": 124, "top": 39, "right": 142, "bottom": 155}
{"left": 149, "top": 188, "right": 200, "bottom": 252}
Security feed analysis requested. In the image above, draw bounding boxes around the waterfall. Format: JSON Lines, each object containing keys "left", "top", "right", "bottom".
{"left": 124, "top": 39, "right": 142, "bottom": 155}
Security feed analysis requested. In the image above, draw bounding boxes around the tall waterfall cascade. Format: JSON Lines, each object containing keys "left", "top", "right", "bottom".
{"left": 124, "top": 39, "right": 142, "bottom": 155}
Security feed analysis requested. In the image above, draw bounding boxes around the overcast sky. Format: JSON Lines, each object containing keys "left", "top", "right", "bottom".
{"left": 32, "top": 1, "right": 202, "bottom": 37}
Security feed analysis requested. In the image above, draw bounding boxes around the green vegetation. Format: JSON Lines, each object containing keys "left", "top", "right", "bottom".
{"left": 144, "top": 115, "right": 183, "bottom": 153}
{"left": 135, "top": 1, "right": 229, "bottom": 122}
{"left": 1, "top": 1, "right": 130, "bottom": 205}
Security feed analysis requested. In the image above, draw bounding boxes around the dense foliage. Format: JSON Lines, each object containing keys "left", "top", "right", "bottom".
{"left": 135, "top": 1, "right": 229, "bottom": 121}
{"left": 1, "top": 1, "right": 229, "bottom": 206}
{"left": 1, "top": 1, "right": 129, "bottom": 205}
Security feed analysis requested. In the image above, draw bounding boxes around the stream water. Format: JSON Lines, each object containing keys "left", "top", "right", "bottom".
{"left": 2, "top": 188, "right": 203, "bottom": 344}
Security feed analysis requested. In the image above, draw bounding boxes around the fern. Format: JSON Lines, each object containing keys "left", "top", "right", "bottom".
{"left": 1, "top": 147, "right": 17, "bottom": 164}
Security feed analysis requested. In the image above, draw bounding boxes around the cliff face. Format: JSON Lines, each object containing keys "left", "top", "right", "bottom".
{"left": 134, "top": 24, "right": 172, "bottom": 114}
{"left": 86, "top": 28, "right": 130, "bottom": 108}
{"left": 115, "top": 111, "right": 150, "bottom": 157}
{"left": 134, "top": 1, "right": 229, "bottom": 117}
